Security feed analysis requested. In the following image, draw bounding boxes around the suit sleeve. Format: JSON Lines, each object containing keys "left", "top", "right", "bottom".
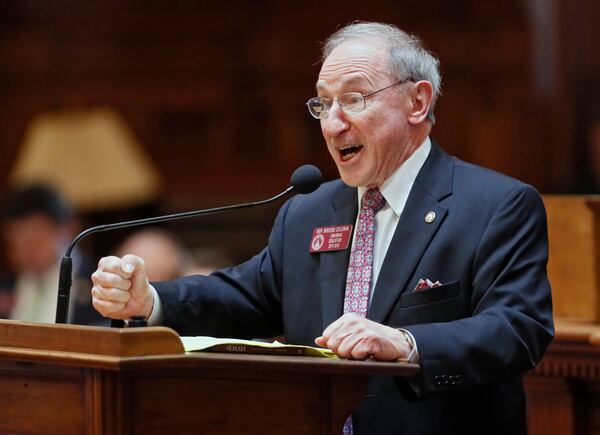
{"left": 404, "top": 184, "right": 554, "bottom": 395}
{"left": 152, "top": 199, "right": 293, "bottom": 338}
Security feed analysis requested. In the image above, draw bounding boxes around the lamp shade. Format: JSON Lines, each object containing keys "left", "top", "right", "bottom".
{"left": 10, "top": 107, "right": 162, "bottom": 212}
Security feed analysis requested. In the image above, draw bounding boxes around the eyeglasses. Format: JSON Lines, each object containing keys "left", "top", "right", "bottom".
{"left": 306, "top": 79, "right": 411, "bottom": 119}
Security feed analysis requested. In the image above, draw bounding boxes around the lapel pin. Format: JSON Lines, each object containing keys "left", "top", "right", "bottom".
{"left": 424, "top": 211, "right": 436, "bottom": 224}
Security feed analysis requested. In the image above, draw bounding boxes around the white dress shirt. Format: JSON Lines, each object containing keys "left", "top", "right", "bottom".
{"left": 10, "top": 263, "right": 60, "bottom": 323}
{"left": 352, "top": 137, "right": 431, "bottom": 363}
{"left": 356, "top": 136, "right": 431, "bottom": 301}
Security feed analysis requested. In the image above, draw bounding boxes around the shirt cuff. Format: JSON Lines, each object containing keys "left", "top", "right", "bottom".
{"left": 146, "top": 284, "right": 164, "bottom": 326}
{"left": 399, "top": 328, "right": 422, "bottom": 396}
{"left": 398, "top": 328, "right": 420, "bottom": 364}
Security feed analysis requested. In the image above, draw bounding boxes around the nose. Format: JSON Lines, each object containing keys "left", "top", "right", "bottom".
{"left": 321, "top": 102, "right": 350, "bottom": 137}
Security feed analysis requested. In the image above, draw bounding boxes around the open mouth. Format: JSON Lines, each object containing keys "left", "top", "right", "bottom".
{"left": 339, "top": 145, "right": 363, "bottom": 162}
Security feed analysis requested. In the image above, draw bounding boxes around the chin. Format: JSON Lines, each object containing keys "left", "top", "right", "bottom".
{"left": 339, "top": 171, "right": 363, "bottom": 187}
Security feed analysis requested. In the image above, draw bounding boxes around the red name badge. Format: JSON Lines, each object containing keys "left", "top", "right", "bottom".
{"left": 310, "top": 225, "right": 353, "bottom": 253}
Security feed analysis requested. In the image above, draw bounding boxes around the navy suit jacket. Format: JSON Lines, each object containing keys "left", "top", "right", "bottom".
{"left": 154, "top": 142, "right": 553, "bottom": 435}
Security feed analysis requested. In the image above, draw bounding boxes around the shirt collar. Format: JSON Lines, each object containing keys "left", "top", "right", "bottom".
{"left": 357, "top": 136, "right": 431, "bottom": 216}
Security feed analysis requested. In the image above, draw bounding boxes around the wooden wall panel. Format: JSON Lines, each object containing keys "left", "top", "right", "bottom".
{"left": 0, "top": 0, "right": 597, "bottom": 263}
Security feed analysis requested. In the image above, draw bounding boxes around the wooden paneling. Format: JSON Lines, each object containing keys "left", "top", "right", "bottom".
{"left": 0, "top": 0, "right": 593, "bottom": 199}
{"left": 0, "top": 361, "right": 86, "bottom": 434}
{"left": 525, "top": 320, "right": 600, "bottom": 435}
{"left": 131, "top": 376, "right": 322, "bottom": 434}
{"left": 544, "top": 196, "right": 600, "bottom": 321}
{"left": 0, "top": 0, "right": 598, "bottom": 267}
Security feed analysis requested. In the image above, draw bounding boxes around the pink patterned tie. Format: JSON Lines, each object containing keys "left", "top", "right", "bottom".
{"left": 342, "top": 188, "right": 385, "bottom": 435}
{"left": 343, "top": 188, "right": 386, "bottom": 316}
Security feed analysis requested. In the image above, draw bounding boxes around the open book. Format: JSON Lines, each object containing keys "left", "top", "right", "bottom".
{"left": 181, "top": 336, "right": 337, "bottom": 358}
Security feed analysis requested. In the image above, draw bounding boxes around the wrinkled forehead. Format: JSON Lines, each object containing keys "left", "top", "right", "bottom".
{"left": 317, "top": 37, "right": 392, "bottom": 90}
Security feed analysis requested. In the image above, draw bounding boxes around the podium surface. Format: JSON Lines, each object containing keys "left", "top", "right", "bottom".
{"left": 0, "top": 320, "right": 418, "bottom": 434}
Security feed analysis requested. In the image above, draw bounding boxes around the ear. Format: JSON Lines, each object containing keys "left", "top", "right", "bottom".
{"left": 407, "top": 81, "right": 434, "bottom": 125}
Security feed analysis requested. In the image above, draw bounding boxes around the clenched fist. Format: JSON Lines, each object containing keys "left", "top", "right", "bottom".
{"left": 91, "top": 254, "right": 155, "bottom": 319}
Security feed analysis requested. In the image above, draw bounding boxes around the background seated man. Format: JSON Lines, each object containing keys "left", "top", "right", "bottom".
{"left": 0, "top": 184, "right": 105, "bottom": 325}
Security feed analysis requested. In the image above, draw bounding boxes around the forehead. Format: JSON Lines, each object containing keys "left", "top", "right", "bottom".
{"left": 317, "top": 37, "right": 392, "bottom": 90}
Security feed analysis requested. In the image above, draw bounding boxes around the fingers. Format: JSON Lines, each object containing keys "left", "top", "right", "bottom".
{"left": 318, "top": 313, "right": 359, "bottom": 354}
{"left": 316, "top": 314, "right": 409, "bottom": 361}
{"left": 92, "top": 297, "right": 126, "bottom": 317}
{"left": 97, "top": 255, "right": 144, "bottom": 278}
{"left": 315, "top": 313, "right": 361, "bottom": 357}
{"left": 121, "top": 254, "right": 150, "bottom": 299}
{"left": 91, "top": 284, "right": 131, "bottom": 303}
{"left": 338, "top": 334, "right": 375, "bottom": 360}
{"left": 120, "top": 254, "right": 146, "bottom": 277}
{"left": 92, "top": 269, "right": 131, "bottom": 291}
{"left": 91, "top": 255, "right": 152, "bottom": 319}
{"left": 91, "top": 280, "right": 131, "bottom": 319}
{"left": 324, "top": 315, "right": 375, "bottom": 360}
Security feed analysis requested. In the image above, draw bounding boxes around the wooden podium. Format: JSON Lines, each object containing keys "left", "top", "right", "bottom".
{"left": 0, "top": 320, "right": 419, "bottom": 434}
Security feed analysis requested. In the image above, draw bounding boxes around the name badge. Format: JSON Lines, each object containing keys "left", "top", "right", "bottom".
{"left": 310, "top": 225, "right": 353, "bottom": 253}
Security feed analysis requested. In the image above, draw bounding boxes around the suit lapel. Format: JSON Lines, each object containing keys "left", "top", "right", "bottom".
{"left": 368, "top": 141, "right": 454, "bottom": 324}
{"left": 367, "top": 184, "right": 447, "bottom": 323}
{"left": 319, "top": 184, "right": 358, "bottom": 330}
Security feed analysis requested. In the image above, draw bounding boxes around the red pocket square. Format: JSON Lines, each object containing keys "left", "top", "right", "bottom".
{"left": 414, "top": 278, "right": 442, "bottom": 292}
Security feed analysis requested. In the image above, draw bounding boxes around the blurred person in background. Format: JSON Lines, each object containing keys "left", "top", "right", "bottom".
{"left": 116, "top": 227, "right": 232, "bottom": 281}
{"left": 0, "top": 184, "right": 105, "bottom": 324}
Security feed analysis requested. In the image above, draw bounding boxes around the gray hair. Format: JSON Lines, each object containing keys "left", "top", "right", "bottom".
{"left": 322, "top": 22, "right": 442, "bottom": 124}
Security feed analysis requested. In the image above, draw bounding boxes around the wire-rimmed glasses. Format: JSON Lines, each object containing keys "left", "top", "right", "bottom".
{"left": 306, "top": 79, "right": 411, "bottom": 119}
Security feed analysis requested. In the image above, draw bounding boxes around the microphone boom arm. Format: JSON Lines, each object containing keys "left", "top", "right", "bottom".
{"left": 55, "top": 163, "right": 322, "bottom": 325}
{"left": 64, "top": 186, "right": 293, "bottom": 257}
{"left": 55, "top": 185, "right": 294, "bottom": 324}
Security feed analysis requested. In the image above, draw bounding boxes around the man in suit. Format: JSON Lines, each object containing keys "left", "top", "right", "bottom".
{"left": 90, "top": 22, "right": 553, "bottom": 434}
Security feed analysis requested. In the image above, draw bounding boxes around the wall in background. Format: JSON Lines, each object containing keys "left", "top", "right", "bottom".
{"left": 0, "top": 0, "right": 598, "bottom": 265}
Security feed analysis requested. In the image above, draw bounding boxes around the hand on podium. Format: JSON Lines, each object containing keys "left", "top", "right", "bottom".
{"left": 91, "top": 255, "right": 154, "bottom": 320}
{"left": 315, "top": 313, "right": 414, "bottom": 361}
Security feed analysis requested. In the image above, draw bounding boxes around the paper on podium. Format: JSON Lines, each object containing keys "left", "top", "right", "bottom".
{"left": 180, "top": 336, "right": 337, "bottom": 358}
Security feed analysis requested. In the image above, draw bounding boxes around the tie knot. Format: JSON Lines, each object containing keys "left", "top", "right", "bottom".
{"left": 361, "top": 188, "right": 385, "bottom": 212}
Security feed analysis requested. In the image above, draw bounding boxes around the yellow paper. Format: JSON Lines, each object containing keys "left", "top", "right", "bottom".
{"left": 181, "top": 336, "right": 337, "bottom": 358}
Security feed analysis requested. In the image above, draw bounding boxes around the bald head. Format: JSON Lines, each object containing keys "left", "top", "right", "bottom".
{"left": 322, "top": 22, "right": 441, "bottom": 123}
{"left": 116, "top": 228, "right": 189, "bottom": 281}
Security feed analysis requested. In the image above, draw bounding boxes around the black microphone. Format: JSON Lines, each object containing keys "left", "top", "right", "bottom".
{"left": 55, "top": 165, "right": 323, "bottom": 324}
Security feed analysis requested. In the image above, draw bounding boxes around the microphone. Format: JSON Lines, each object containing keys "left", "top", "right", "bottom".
{"left": 55, "top": 165, "right": 323, "bottom": 324}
